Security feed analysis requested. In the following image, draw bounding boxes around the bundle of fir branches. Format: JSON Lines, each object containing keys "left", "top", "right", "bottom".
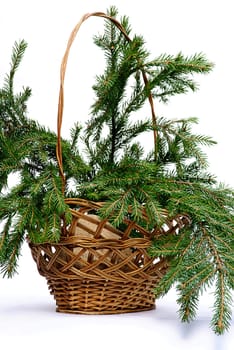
{"left": 0, "top": 6, "right": 233, "bottom": 334}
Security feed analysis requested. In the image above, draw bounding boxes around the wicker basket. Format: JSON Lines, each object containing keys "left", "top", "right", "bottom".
{"left": 29, "top": 198, "right": 190, "bottom": 314}
{"left": 29, "top": 12, "right": 190, "bottom": 314}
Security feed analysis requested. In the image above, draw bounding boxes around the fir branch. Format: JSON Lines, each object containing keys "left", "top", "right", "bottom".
{"left": 0, "top": 223, "right": 25, "bottom": 277}
{"left": 3, "top": 39, "right": 28, "bottom": 94}
{"left": 177, "top": 269, "right": 215, "bottom": 323}
{"left": 211, "top": 273, "right": 233, "bottom": 334}
{"left": 70, "top": 122, "right": 82, "bottom": 149}
{"left": 144, "top": 52, "right": 214, "bottom": 103}
{"left": 150, "top": 232, "right": 196, "bottom": 297}
{"left": 99, "top": 189, "right": 132, "bottom": 226}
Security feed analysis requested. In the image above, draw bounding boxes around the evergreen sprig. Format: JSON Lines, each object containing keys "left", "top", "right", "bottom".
{"left": 149, "top": 182, "right": 234, "bottom": 334}
{"left": 0, "top": 40, "right": 87, "bottom": 276}
{"left": 145, "top": 52, "right": 213, "bottom": 102}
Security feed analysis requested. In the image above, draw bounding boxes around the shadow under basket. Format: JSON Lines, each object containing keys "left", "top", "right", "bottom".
{"left": 28, "top": 199, "right": 189, "bottom": 315}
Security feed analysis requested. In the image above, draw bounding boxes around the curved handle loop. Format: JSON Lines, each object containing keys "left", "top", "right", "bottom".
{"left": 56, "top": 12, "right": 157, "bottom": 193}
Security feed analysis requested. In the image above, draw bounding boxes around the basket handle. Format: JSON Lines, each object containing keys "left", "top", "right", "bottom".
{"left": 56, "top": 12, "right": 157, "bottom": 193}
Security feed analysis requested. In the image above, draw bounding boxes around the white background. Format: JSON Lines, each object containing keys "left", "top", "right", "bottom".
{"left": 0, "top": 0, "right": 234, "bottom": 349}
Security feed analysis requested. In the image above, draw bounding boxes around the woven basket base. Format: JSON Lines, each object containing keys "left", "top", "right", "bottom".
{"left": 47, "top": 278, "right": 156, "bottom": 314}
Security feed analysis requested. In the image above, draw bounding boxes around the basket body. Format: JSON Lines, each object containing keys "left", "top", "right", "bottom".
{"left": 29, "top": 199, "right": 170, "bottom": 314}
{"left": 29, "top": 241, "right": 167, "bottom": 314}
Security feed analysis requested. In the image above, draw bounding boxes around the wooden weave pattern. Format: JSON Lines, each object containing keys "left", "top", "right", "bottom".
{"left": 29, "top": 198, "right": 190, "bottom": 314}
